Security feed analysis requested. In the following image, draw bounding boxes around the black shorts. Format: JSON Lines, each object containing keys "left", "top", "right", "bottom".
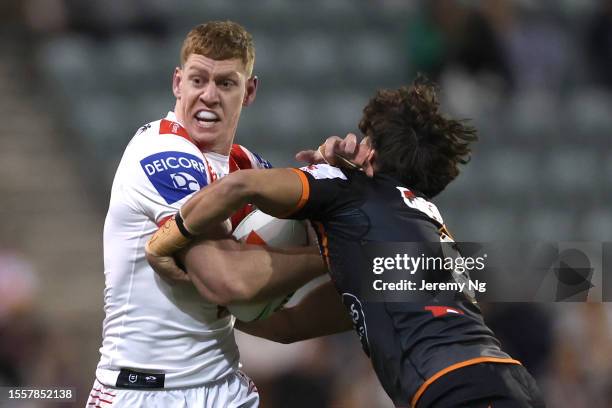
{"left": 416, "top": 363, "right": 546, "bottom": 408}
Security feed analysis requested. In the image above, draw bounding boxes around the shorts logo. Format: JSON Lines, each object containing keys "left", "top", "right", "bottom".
{"left": 128, "top": 374, "right": 138, "bottom": 383}
{"left": 342, "top": 293, "right": 370, "bottom": 356}
{"left": 141, "top": 151, "right": 208, "bottom": 204}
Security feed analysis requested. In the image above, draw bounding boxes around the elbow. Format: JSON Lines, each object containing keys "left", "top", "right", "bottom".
{"left": 218, "top": 171, "right": 256, "bottom": 205}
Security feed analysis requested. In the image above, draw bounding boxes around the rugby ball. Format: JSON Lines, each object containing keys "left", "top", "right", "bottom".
{"left": 229, "top": 209, "right": 309, "bottom": 321}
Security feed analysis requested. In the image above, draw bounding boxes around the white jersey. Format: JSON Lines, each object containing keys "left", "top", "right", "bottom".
{"left": 96, "top": 111, "right": 270, "bottom": 389}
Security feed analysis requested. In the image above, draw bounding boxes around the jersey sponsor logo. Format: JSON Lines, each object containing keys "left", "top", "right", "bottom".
{"left": 170, "top": 172, "right": 200, "bottom": 192}
{"left": 140, "top": 151, "right": 208, "bottom": 204}
{"left": 396, "top": 186, "right": 444, "bottom": 225}
{"left": 300, "top": 164, "right": 347, "bottom": 180}
{"left": 342, "top": 293, "right": 371, "bottom": 356}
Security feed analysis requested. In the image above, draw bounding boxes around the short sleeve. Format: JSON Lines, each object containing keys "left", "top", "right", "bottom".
{"left": 286, "top": 164, "right": 351, "bottom": 221}
{"left": 230, "top": 144, "right": 272, "bottom": 170}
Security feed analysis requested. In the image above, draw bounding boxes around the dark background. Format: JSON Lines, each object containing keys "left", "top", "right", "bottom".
{"left": 0, "top": 0, "right": 610, "bottom": 406}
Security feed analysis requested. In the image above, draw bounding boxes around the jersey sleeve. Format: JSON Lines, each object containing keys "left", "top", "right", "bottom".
{"left": 285, "top": 164, "right": 351, "bottom": 221}
{"left": 117, "top": 130, "right": 212, "bottom": 225}
{"left": 230, "top": 144, "right": 272, "bottom": 170}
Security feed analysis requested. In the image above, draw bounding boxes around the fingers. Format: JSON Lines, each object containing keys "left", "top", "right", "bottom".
{"left": 297, "top": 133, "right": 365, "bottom": 167}
{"left": 323, "top": 136, "right": 343, "bottom": 165}
{"left": 342, "top": 133, "right": 358, "bottom": 157}
{"left": 295, "top": 149, "right": 317, "bottom": 163}
{"left": 147, "top": 253, "right": 190, "bottom": 285}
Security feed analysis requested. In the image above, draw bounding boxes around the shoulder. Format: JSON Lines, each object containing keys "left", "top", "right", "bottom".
{"left": 118, "top": 117, "right": 211, "bottom": 195}
{"left": 126, "top": 117, "right": 201, "bottom": 159}
{"left": 393, "top": 185, "right": 444, "bottom": 226}
{"left": 298, "top": 164, "right": 348, "bottom": 181}
{"left": 230, "top": 144, "right": 272, "bottom": 171}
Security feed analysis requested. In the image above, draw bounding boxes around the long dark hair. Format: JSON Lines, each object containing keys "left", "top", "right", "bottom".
{"left": 358, "top": 76, "right": 477, "bottom": 198}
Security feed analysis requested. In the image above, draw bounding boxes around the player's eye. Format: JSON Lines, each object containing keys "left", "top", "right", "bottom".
{"left": 190, "top": 76, "right": 203, "bottom": 86}
{"left": 219, "top": 79, "right": 236, "bottom": 89}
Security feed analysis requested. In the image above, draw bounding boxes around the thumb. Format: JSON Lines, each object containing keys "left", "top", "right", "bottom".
{"left": 295, "top": 149, "right": 317, "bottom": 163}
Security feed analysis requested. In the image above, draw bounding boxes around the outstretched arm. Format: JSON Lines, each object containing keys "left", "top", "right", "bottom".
{"left": 145, "top": 168, "right": 318, "bottom": 304}
{"left": 235, "top": 280, "right": 353, "bottom": 343}
{"left": 146, "top": 168, "right": 305, "bottom": 259}
{"left": 180, "top": 168, "right": 305, "bottom": 235}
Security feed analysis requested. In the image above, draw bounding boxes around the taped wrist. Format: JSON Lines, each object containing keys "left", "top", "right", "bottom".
{"left": 175, "top": 211, "right": 195, "bottom": 239}
{"left": 146, "top": 214, "right": 193, "bottom": 257}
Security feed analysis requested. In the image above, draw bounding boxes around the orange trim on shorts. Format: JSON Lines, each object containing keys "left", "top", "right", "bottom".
{"left": 411, "top": 357, "right": 521, "bottom": 408}
{"left": 279, "top": 168, "right": 310, "bottom": 218}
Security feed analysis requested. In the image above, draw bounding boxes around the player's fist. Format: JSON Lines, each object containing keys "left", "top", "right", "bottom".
{"left": 295, "top": 133, "right": 372, "bottom": 175}
{"left": 145, "top": 250, "right": 191, "bottom": 285}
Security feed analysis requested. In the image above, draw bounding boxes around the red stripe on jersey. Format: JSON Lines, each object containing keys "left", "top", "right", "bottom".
{"left": 245, "top": 230, "right": 266, "bottom": 246}
{"left": 230, "top": 144, "right": 254, "bottom": 172}
{"left": 231, "top": 203, "right": 255, "bottom": 231}
{"left": 228, "top": 145, "right": 258, "bottom": 229}
{"left": 159, "top": 119, "right": 192, "bottom": 143}
{"left": 204, "top": 155, "right": 218, "bottom": 183}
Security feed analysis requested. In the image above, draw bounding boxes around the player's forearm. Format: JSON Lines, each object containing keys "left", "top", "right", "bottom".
{"left": 181, "top": 240, "right": 325, "bottom": 304}
{"left": 234, "top": 245, "right": 325, "bottom": 302}
{"left": 147, "top": 169, "right": 303, "bottom": 258}
{"left": 181, "top": 171, "right": 254, "bottom": 235}
{"left": 236, "top": 281, "right": 352, "bottom": 343}
{"left": 146, "top": 174, "right": 254, "bottom": 258}
{"left": 182, "top": 169, "right": 304, "bottom": 234}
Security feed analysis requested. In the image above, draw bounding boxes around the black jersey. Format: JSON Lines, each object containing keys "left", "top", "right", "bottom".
{"left": 287, "top": 164, "right": 520, "bottom": 408}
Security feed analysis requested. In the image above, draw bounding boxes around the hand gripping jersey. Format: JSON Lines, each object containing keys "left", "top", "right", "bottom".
{"left": 287, "top": 165, "right": 520, "bottom": 408}
{"left": 96, "top": 112, "right": 270, "bottom": 389}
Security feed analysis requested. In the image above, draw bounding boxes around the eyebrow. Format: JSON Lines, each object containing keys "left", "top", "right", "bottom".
{"left": 186, "top": 66, "right": 240, "bottom": 80}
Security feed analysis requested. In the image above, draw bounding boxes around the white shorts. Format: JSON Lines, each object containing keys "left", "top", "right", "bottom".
{"left": 86, "top": 371, "right": 259, "bottom": 408}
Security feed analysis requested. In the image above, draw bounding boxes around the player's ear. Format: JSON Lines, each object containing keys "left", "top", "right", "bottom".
{"left": 364, "top": 149, "right": 376, "bottom": 178}
{"left": 172, "top": 67, "right": 182, "bottom": 99}
{"left": 243, "top": 75, "right": 258, "bottom": 106}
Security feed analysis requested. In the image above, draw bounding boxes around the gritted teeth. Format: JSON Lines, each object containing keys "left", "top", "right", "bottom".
{"left": 195, "top": 110, "right": 219, "bottom": 121}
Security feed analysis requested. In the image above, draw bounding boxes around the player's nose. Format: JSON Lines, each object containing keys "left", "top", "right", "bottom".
{"left": 200, "top": 82, "right": 220, "bottom": 106}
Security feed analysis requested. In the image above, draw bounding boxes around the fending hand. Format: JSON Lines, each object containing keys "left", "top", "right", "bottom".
{"left": 295, "top": 133, "right": 372, "bottom": 173}
{"left": 145, "top": 248, "right": 191, "bottom": 285}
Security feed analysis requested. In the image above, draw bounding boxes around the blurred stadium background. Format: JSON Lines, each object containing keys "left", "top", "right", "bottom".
{"left": 1, "top": 0, "right": 611, "bottom": 406}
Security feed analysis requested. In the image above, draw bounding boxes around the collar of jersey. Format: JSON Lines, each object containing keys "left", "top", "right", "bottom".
{"left": 164, "top": 111, "right": 230, "bottom": 164}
